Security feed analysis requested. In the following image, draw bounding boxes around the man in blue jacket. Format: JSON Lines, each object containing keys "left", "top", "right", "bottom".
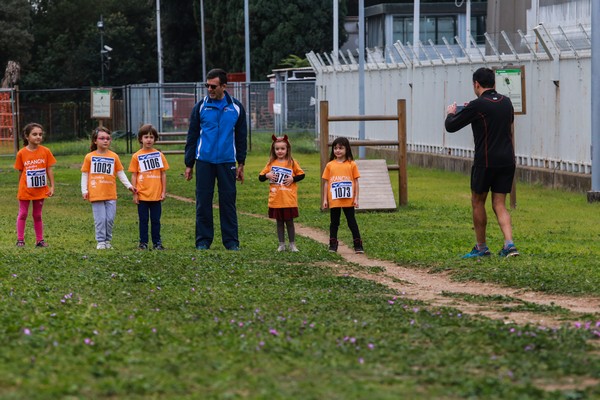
{"left": 184, "top": 68, "right": 247, "bottom": 250}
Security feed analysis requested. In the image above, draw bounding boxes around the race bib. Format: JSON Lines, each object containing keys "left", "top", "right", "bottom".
{"left": 271, "top": 166, "right": 292, "bottom": 185}
{"left": 331, "top": 181, "right": 353, "bottom": 200}
{"left": 26, "top": 169, "right": 47, "bottom": 188}
{"left": 91, "top": 156, "right": 115, "bottom": 175}
{"left": 137, "top": 152, "right": 164, "bottom": 172}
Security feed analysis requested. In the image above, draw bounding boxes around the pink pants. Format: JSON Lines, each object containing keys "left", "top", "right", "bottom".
{"left": 17, "top": 199, "right": 45, "bottom": 242}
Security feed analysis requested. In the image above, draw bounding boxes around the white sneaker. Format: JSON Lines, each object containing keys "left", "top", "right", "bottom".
{"left": 277, "top": 244, "right": 286, "bottom": 252}
{"left": 105, "top": 241, "right": 113, "bottom": 249}
{"left": 96, "top": 242, "right": 106, "bottom": 250}
{"left": 289, "top": 243, "right": 299, "bottom": 252}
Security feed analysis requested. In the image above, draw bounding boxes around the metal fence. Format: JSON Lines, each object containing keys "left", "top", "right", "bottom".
{"left": 7, "top": 80, "right": 317, "bottom": 156}
{"left": 307, "top": 23, "right": 593, "bottom": 175}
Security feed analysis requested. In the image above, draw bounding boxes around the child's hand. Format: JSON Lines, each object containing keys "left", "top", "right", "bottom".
{"left": 322, "top": 199, "right": 328, "bottom": 209}
{"left": 354, "top": 199, "right": 359, "bottom": 208}
{"left": 160, "top": 192, "right": 166, "bottom": 201}
{"left": 283, "top": 175, "right": 293, "bottom": 186}
{"left": 47, "top": 187, "right": 55, "bottom": 197}
{"left": 129, "top": 187, "right": 137, "bottom": 194}
{"left": 82, "top": 192, "right": 89, "bottom": 200}
{"left": 133, "top": 193, "right": 139, "bottom": 204}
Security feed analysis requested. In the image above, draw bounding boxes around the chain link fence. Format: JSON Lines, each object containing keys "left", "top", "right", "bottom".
{"left": 9, "top": 80, "right": 316, "bottom": 156}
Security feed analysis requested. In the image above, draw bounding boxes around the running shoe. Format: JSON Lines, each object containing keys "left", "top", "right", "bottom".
{"left": 328, "top": 238, "right": 338, "bottom": 252}
{"left": 153, "top": 243, "right": 165, "bottom": 251}
{"left": 289, "top": 243, "right": 299, "bottom": 252}
{"left": 462, "top": 246, "right": 491, "bottom": 259}
{"left": 499, "top": 245, "right": 519, "bottom": 257}
{"left": 138, "top": 242, "right": 148, "bottom": 250}
{"left": 354, "top": 239, "right": 364, "bottom": 254}
{"left": 96, "top": 242, "right": 106, "bottom": 250}
{"left": 277, "top": 244, "right": 286, "bottom": 252}
{"left": 16, "top": 240, "right": 25, "bottom": 248}
{"left": 35, "top": 240, "right": 48, "bottom": 248}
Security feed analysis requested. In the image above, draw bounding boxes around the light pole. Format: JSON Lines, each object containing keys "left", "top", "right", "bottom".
{"left": 97, "top": 16, "right": 105, "bottom": 85}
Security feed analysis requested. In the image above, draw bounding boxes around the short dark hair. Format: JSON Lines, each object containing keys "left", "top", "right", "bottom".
{"left": 137, "top": 123, "right": 159, "bottom": 143}
{"left": 473, "top": 67, "right": 495, "bottom": 89}
{"left": 207, "top": 68, "right": 228, "bottom": 85}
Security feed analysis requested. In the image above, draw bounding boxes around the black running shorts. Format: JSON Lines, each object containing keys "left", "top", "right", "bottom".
{"left": 470, "top": 165, "right": 516, "bottom": 194}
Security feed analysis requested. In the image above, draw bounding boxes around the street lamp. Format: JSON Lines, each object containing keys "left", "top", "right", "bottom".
{"left": 97, "top": 16, "right": 112, "bottom": 85}
{"left": 97, "top": 16, "right": 105, "bottom": 85}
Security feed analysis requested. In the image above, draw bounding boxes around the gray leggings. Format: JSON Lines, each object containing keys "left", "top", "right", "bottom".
{"left": 91, "top": 200, "right": 117, "bottom": 243}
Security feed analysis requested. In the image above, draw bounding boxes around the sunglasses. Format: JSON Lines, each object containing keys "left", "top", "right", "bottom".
{"left": 204, "top": 83, "right": 220, "bottom": 90}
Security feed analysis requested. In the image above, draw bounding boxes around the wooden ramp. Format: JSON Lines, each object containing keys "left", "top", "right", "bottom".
{"left": 356, "top": 159, "right": 397, "bottom": 211}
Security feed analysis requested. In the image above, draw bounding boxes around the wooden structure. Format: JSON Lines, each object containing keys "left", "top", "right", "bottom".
{"left": 155, "top": 131, "right": 186, "bottom": 154}
{"left": 319, "top": 99, "right": 407, "bottom": 208}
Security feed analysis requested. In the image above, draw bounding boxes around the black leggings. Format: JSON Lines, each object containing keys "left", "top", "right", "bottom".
{"left": 329, "top": 207, "right": 361, "bottom": 240}
{"left": 277, "top": 219, "right": 295, "bottom": 243}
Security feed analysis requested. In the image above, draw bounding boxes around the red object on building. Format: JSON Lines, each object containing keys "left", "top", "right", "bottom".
{"left": 227, "top": 72, "right": 246, "bottom": 83}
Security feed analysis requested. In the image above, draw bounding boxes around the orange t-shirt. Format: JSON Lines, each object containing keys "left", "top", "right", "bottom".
{"left": 14, "top": 145, "right": 57, "bottom": 201}
{"left": 322, "top": 159, "right": 360, "bottom": 208}
{"left": 260, "top": 159, "right": 304, "bottom": 208}
{"left": 128, "top": 148, "right": 170, "bottom": 201}
{"left": 81, "top": 150, "right": 125, "bottom": 202}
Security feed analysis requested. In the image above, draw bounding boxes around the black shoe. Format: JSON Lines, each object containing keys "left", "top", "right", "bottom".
{"left": 138, "top": 242, "right": 148, "bottom": 250}
{"left": 328, "top": 238, "right": 338, "bottom": 252}
{"left": 153, "top": 243, "right": 165, "bottom": 251}
{"left": 354, "top": 238, "right": 364, "bottom": 254}
{"left": 36, "top": 240, "right": 48, "bottom": 248}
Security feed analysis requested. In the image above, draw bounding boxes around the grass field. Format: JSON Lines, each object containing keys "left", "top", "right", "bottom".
{"left": 0, "top": 133, "right": 599, "bottom": 399}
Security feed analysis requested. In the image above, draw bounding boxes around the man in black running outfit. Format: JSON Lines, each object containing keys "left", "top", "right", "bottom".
{"left": 445, "top": 67, "right": 519, "bottom": 258}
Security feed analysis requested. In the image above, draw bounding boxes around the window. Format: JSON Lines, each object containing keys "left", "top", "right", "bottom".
{"left": 393, "top": 15, "right": 457, "bottom": 45}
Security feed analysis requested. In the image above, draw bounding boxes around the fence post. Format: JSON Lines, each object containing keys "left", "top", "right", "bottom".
{"left": 319, "top": 100, "right": 329, "bottom": 206}
{"left": 397, "top": 99, "right": 407, "bottom": 206}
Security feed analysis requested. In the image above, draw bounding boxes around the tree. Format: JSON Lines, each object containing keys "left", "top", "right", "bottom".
{"left": 23, "top": 0, "right": 157, "bottom": 89}
{"left": 0, "top": 0, "right": 33, "bottom": 75}
{"left": 160, "top": 1, "right": 202, "bottom": 82}
{"left": 204, "top": 0, "right": 347, "bottom": 80}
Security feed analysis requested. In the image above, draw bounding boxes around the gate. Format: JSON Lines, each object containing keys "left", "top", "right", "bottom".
{"left": 0, "top": 89, "right": 17, "bottom": 155}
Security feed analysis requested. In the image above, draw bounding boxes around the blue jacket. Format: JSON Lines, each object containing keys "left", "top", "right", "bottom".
{"left": 184, "top": 91, "right": 247, "bottom": 167}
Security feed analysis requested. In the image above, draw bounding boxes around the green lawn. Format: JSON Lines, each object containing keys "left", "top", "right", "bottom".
{"left": 0, "top": 134, "right": 598, "bottom": 399}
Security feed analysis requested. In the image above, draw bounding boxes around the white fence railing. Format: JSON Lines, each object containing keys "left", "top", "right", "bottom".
{"left": 308, "top": 24, "right": 592, "bottom": 174}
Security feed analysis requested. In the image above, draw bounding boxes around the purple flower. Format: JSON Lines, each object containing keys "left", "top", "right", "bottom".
{"left": 23, "top": 328, "right": 31, "bottom": 335}
{"left": 388, "top": 300, "right": 395, "bottom": 305}
{"left": 152, "top": 328, "right": 157, "bottom": 333}
{"left": 358, "top": 357, "right": 364, "bottom": 364}
{"left": 368, "top": 343, "right": 375, "bottom": 350}
{"left": 84, "top": 338, "right": 94, "bottom": 345}
{"left": 269, "top": 329, "right": 279, "bottom": 336}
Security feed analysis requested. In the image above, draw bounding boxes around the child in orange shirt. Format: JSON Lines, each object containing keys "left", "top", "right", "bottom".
{"left": 259, "top": 135, "right": 305, "bottom": 252}
{"left": 81, "top": 127, "right": 135, "bottom": 250}
{"left": 14, "top": 123, "right": 56, "bottom": 248}
{"left": 322, "top": 137, "right": 364, "bottom": 254}
{"left": 128, "top": 124, "right": 169, "bottom": 250}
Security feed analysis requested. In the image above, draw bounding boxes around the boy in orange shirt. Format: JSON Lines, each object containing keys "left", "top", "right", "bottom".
{"left": 128, "top": 124, "right": 169, "bottom": 250}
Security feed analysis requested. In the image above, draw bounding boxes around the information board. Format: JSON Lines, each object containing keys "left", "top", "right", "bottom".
{"left": 494, "top": 66, "right": 526, "bottom": 115}
{"left": 91, "top": 88, "right": 112, "bottom": 119}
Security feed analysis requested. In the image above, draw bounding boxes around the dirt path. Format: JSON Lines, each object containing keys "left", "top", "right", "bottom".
{"left": 168, "top": 194, "right": 600, "bottom": 327}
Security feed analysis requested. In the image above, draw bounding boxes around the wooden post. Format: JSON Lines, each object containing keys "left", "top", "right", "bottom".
{"left": 319, "top": 101, "right": 329, "bottom": 206}
{"left": 397, "top": 99, "right": 408, "bottom": 206}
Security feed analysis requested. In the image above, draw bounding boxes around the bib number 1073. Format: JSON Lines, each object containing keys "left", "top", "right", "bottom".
{"left": 331, "top": 181, "right": 353, "bottom": 200}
